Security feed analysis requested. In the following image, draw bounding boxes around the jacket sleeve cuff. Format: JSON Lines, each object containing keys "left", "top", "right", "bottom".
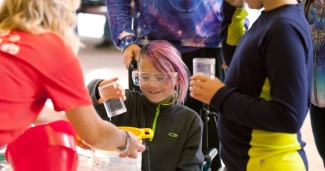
{"left": 210, "top": 86, "right": 236, "bottom": 112}
{"left": 87, "top": 79, "right": 104, "bottom": 105}
{"left": 119, "top": 35, "right": 137, "bottom": 52}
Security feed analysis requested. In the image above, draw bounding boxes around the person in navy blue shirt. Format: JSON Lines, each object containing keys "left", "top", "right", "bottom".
{"left": 190, "top": 0, "right": 313, "bottom": 170}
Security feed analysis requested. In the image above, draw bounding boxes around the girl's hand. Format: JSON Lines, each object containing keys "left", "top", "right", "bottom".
{"left": 98, "top": 78, "right": 126, "bottom": 104}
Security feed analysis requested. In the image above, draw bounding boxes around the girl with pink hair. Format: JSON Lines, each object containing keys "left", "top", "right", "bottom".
{"left": 88, "top": 40, "right": 204, "bottom": 171}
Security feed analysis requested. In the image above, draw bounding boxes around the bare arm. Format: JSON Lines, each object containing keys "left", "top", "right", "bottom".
{"left": 35, "top": 103, "right": 145, "bottom": 157}
{"left": 66, "top": 105, "right": 145, "bottom": 158}
{"left": 35, "top": 78, "right": 145, "bottom": 157}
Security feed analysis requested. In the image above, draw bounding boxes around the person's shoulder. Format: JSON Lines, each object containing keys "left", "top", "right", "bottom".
{"left": 269, "top": 4, "right": 306, "bottom": 25}
{"left": 265, "top": 10, "right": 307, "bottom": 35}
{"left": 38, "top": 32, "right": 68, "bottom": 47}
{"left": 0, "top": 30, "right": 72, "bottom": 57}
{"left": 16, "top": 31, "right": 72, "bottom": 53}
{"left": 38, "top": 32, "right": 76, "bottom": 59}
{"left": 22, "top": 31, "right": 77, "bottom": 65}
{"left": 15, "top": 31, "right": 63, "bottom": 44}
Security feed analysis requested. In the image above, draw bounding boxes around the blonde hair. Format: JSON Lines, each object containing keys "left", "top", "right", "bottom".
{"left": 0, "top": 0, "right": 81, "bottom": 53}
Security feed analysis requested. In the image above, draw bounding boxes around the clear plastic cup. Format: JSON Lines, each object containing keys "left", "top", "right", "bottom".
{"left": 98, "top": 81, "right": 127, "bottom": 118}
{"left": 193, "top": 58, "right": 216, "bottom": 79}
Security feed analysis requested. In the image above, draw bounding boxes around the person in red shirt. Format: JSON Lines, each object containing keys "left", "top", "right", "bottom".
{"left": 0, "top": 0, "right": 145, "bottom": 159}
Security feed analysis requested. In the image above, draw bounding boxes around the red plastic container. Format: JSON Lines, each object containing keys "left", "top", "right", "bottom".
{"left": 5, "top": 120, "right": 78, "bottom": 171}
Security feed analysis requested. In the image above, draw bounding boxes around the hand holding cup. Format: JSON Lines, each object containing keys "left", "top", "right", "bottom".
{"left": 97, "top": 78, "right": 127, "bottom": 118}
{"left": 98, "top": 78, "right": 126, "bottom": 103}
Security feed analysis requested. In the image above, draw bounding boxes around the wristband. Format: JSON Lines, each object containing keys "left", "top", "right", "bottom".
{"left": 116, "top": 130, "right": 130, "bottom": 153}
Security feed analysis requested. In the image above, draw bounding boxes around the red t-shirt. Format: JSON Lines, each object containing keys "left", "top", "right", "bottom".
{"left": 0, "top": 30, "right": 92, "bottom": 146}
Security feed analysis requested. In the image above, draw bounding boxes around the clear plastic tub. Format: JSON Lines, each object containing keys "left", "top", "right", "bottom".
{"left": 91, "top": 147, "right": 142, "bottom": 171}
{"left": 90, "top": 127, "right": 152, "bottom": 171}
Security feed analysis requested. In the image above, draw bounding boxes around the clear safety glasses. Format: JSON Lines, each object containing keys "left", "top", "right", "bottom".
{"left": 132, "top": 71, "right": 178, "bottom": 86}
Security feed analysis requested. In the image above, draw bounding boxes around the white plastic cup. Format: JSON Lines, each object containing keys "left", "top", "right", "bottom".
{"left": 98, "top": 82, "right": 127, "bottom": 118}
{"left": 193, "top": 58, "right": 216, "bottom": 79}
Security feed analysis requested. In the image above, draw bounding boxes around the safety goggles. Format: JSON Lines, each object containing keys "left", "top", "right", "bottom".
{"left": 132, "top": 71, "right": 178, "bottom": 86}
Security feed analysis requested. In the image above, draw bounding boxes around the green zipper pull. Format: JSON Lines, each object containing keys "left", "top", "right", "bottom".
{"left": 150, "top": 104, "right": 160, "bottom": 141}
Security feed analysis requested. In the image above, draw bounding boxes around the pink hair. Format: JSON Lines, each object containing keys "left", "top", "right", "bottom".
{"left": 139, "top": 40, "right": 190, "bottom": 105}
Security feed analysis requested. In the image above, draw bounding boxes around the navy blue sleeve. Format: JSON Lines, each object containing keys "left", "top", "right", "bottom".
{"left": 213, "top": 18, "right": 312, "bottom": 133}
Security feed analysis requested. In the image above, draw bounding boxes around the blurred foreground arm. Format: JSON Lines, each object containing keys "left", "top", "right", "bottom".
{"left": 66, "top": 105, "right": 145, "bottom": 158}
{"left": 35, "top": 78, "right": 144, "bottom": 158}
